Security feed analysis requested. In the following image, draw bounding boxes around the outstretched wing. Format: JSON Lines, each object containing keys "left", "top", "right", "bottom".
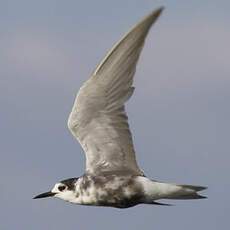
{"left": 68, "top": 8, "right": 164, "bottom": 175}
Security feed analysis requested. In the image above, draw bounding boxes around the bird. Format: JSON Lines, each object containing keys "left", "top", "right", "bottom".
{"left": 34, "top": 7, "right": 207, "bottom": 208}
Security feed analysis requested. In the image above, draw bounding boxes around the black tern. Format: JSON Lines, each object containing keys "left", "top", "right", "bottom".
{"left": 34, "top": 7, "right": 207, "bottom": 208}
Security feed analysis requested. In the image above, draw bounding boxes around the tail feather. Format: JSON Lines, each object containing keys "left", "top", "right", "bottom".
{"left": 179, "top": 184, "right": 207, "bottom": 192}
{"left": 137, "top": 177, "right": 207, "bottom": 203}
{"left": 169, "top": 184, "right": 207, "bottom": 200}
{"left": 169, "top": 193, "right": 207, "bottom": 200}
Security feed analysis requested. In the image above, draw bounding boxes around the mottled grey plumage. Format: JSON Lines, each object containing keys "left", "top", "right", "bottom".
{"left": 34, "top": 7, "right": 207, "bottom": 208}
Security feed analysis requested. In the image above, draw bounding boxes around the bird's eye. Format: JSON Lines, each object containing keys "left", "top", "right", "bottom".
{"left": 58, "top": 185, "right": 66, "bottom": 191}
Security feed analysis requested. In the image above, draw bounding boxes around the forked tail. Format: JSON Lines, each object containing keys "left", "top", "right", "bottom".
{"left": 137, "top": 177, "right": 207, "bottom": 204}
{"left": 166, "top": 184, "right": 207, "bottom": 200}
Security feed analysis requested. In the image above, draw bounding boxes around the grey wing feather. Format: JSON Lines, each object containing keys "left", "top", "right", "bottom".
{"left": 68, "top": 8, "right": 164, "bottom": 175}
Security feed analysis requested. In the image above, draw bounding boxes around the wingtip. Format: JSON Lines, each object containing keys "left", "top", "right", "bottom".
{"left": 157, "top": 6, "right": 165, "bottom": 12}
{"left": 153, "top": 6, "right": 165, "bottom": 16}
{"left": 198, "top": 195, "right": 208, "bottom": 199}
{"left": 151, "top": 201, "right": 173, "bottom": 206}
{"left": 143, "top": 6, "right": 164, "bottom": 24}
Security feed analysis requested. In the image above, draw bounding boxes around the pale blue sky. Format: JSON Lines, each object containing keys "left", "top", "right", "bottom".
{"left": 0, "top": 1, "right": 229, "bottom": 229}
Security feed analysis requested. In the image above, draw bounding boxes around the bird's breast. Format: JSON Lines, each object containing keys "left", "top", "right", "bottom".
{"left": 73, "top": 174, "right": 144, "bottom": 208}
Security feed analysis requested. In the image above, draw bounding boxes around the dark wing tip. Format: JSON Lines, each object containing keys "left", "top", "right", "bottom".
{"left": 150, "top": 6, "right": 165, "bottom": 19}
{"left": 155, "top": 6, "right": 165, "bottom": 14}
{"left": 196, "top": 194, "right": 208, "bottom": 199}
{"left": 151, "top": 201, "right": 173, "bottom": 206}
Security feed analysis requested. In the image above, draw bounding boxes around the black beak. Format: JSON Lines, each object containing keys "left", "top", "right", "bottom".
{"left": 33, "top": 191, "right": 56, "bottom": 199}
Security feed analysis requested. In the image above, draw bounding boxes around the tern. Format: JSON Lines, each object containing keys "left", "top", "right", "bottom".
{"left": 34, "top": 7, "right": 207, "bottom": 208}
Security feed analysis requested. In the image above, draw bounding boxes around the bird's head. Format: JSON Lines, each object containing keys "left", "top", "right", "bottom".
{"left": 33, "top": 178, "right": 78, "bottom": 202}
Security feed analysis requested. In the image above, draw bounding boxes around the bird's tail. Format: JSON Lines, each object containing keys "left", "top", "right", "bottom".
{"left": 166, "top": 184, "right": 207, "bottom": 200}
{"left": 137, "top": 177, "right": 207, "bottom": 204}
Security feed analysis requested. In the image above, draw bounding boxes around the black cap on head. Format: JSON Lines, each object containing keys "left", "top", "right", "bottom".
{"left": 60, "top": 178, "right": 78, "bottom": 190}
